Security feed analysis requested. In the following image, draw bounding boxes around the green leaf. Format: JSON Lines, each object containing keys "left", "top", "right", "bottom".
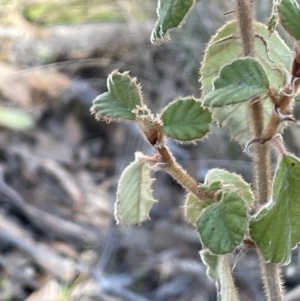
{"left": 205, "top": 169, "right": 254, "bottom": 206}
{"left": 115, "top": 152, "right": 157, "bottom": 225}
{"left": 202, "top": 180, "right": 222, "bottom": 193}
{"left": 91, "top": 70, "right": 143, "bottom": 122}
{"left": 185, "top": 169, "right": 253, "bottom": 225}
{"left": 160, "top": 97, "right": 211, "bottom": 142}
{"left": 278, "top": 0, "right": 300, "bottom": 40}
{"left": 200, "top": 249, "right": 219, "bottom": 281}
{"left": 201, "top": 21, "right": 292, "bottom": 145}
{"left": 185, "top": 193, "right": 214, "bottom": 224}
{"left": 250, "top": 154, "right": 300, "bottom": 263}
{"left": 197, "top": 191, "right": 247, "bottom": 254}
{"left": 0, "top": 106, "right": 35, "bottom": 130}
{"left": 203, "top": 58, "right": 269, "bottom": 107}
{"left": 267, "top": 9, "right": 279, "bottom": 34}
{"left": 151, "top": 0, "right": 195, "bottom": 43}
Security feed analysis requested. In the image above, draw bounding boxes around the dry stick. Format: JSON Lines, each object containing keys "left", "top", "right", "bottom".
{"left": 236, "top": 0, "right": 284, "bottom": 300}
{"left": 156, "top": 145, "right": 214, "bottom": 201}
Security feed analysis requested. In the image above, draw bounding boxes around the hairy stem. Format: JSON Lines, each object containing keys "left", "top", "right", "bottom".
{"left": 237, "top": 0, "right": 271, "bottom": 205}
{"left": 218, "top": 255, "right": 239, "bottom": 301}
{"left": 238, "top": 0, "right": 271, "bottom": 206}
{"left": 237, "top": 0, "right": 271, "bottom": 204}
{"left": 259, "top": 252, "right": 285, "bottom": 301}
{"left": 156, "top": 146, "right": 214, "bottom": 201}
{"left": 237, "top": 0, "right": 255, "bottom": 57}
{"left": 236, "top": 0, "right": 284, "bottom": 300}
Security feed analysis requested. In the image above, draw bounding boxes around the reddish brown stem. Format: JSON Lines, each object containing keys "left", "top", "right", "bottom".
{"left": 156, "top": 146, "right": 214, "bottom": 201}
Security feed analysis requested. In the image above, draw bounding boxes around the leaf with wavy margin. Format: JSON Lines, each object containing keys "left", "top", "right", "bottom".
{"left": 91, "top": 70, "right": 143, "bottom": 122}
{"left": 160, "top": 97, "right": 211, "bottom": 142}
{"left": 200, "top": 21, "right": 292, "bottom": 145}
{"left": 250, "top": 154, "right": 300, "bottom": 263}
{"left": 115, "top": 153, "right": 157, "bottom": 225}
{"left": 151, "top": 0, "right": 195, "bottom": 43}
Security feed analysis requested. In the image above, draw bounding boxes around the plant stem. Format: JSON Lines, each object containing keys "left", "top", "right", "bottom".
{"left": 236, "top": 0, "right": 284, "bottom": 300}
{"left": 237, "top": 0, "right": 271, "bottom": 206}
{"left": 237, "top": 0, "right": 271, "bottom": 207}
{"left": 259, "top": 252, "right": 285, "bottom": 301}
{"left": 237, "top": 0, "right": 255, "bottom": 57}
{"left": 156, "top": 145, "right": 214, "bottom": 201}
{"left": 218, "top": 255, "right": 239, "bottom": 301}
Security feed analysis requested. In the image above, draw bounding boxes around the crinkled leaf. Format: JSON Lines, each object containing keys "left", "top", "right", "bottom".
{"left": 185, "top": 193, "right": 214, "bottom": 224}
{"left": 278, "top": 0, "right": 300, "bottom": 40}
{"left": 250, "top": 154, "right": 300, "bottom": 263}
{"left": 197, "top": 191, "right": 247, "bottom": 254}
{"left": 151, "top": 0, "right": 195, "bottom": 43}
{"left": 201, "top": 21, "right": 292, "bottom": 145}
{"left": 160, "top": 97, "right": 211, "bottom": 142}
{"left": 115, "top": 153, "right": 157, "bottom": 225}
{"left": 0, "top": 106, "right": 35, "bottom": 130}
{"left": 203, "top": 58, "right": 269, "bottom": 107}
{"left": 200, "top": 249, "right": 219, "bottom": 281}
{"left": 91, "top": 70, "right": 143, "bottom": 121}
{"left": 206, "top": 169, "right": 254, "bottom": 206}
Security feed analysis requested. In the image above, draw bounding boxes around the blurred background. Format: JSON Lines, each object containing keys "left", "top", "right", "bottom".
{"left": 0, "top": 0, "right": 299, "bottom": 300}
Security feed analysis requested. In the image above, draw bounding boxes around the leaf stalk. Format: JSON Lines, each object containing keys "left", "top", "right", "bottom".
{"left": 156, "top": 145, "right": 214, "bottom": 201}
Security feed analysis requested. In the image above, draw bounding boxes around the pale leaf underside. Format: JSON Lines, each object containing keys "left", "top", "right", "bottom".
{"left": 115, "top": 154, "right": 157, "bottom": 225}
{"left": 201, "top": 21, "right": 292, "bottom": 145}
{"left": 200, "top": 249, "right": 219, "bottom": 281}
{"left": 205, "top": 168, "right": 254, "bottom": 206}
